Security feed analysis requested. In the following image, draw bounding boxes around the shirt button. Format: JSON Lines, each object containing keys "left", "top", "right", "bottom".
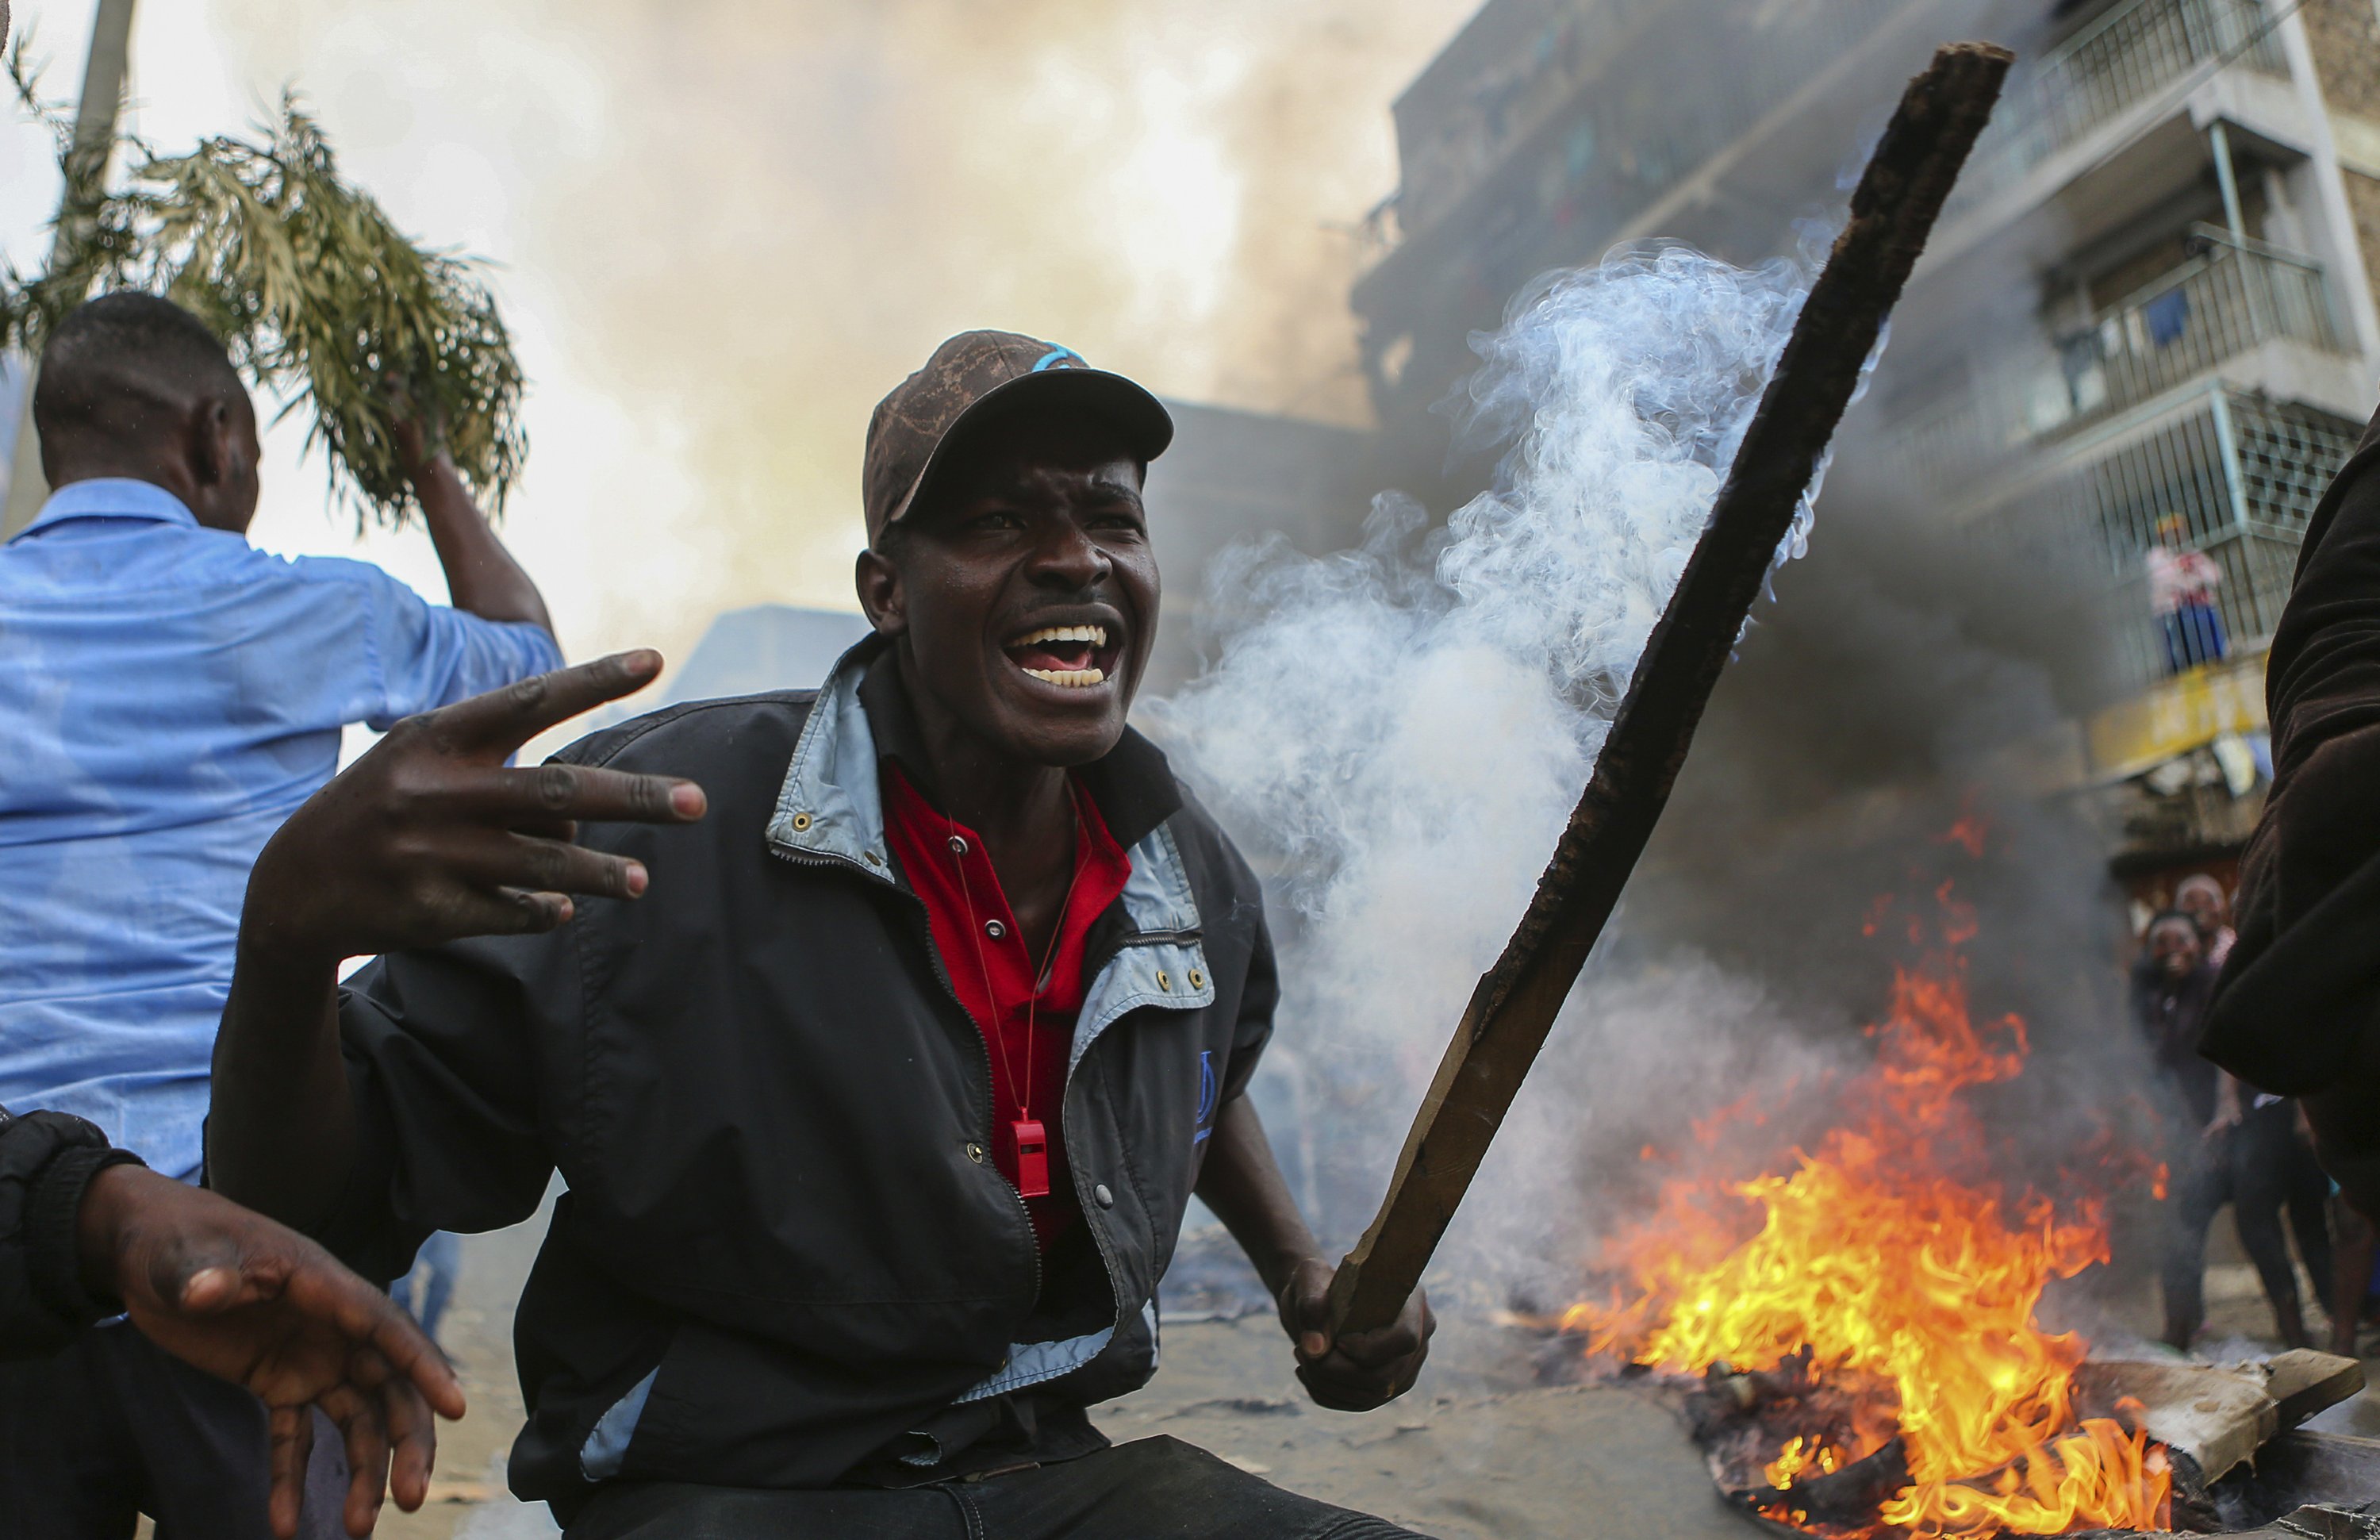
{"left": 862, "top": 851, "right": 884, "bottom": 866}
{"left": 1093, "top": 1183, "right": 1115, "bottom": 1209}
{"left": 965, "top": 1142, "right": 986, "bottom": 1164}
{"left": 1188, "top": 970, "right": 1205, "bottom": 990}
{"left": 947, "top": 835, "right": 969, "bottom": 855}
{"left": 985, "top": 920, "right": 1007, "bottom": 939}
{"left": 1156, "top": 970, "right": 1172, "bottom": 992}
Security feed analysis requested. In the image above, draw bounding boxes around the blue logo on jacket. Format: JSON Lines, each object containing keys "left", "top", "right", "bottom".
{"left": 1194, "top": 1051, "right": 1218, "bottom": 1144}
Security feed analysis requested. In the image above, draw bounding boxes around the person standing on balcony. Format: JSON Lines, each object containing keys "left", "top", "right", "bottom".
{"left": 2148, "top": 513, "right": 2228, "bottom": 673}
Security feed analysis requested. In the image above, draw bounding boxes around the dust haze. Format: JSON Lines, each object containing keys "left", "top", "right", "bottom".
{"left": 198, "top": 0, "right": 1478, "bottom": 665}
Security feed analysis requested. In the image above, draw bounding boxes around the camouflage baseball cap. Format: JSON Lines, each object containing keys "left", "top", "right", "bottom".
{"left": 862, "top": 330, "right": 1174, "bottom": 546}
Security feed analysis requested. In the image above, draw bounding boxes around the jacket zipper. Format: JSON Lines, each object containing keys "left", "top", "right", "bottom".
{"left": 767, "top": 841, "right": 1042, "bottom": 1311}
{"left": 770, "top": 828, "right": 1185, "bottom": 1373}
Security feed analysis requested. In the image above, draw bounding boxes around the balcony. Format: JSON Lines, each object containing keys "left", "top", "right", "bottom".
{"left": 1956, "top": 0, "right": 2288, "bottom": 206}
{"left": 1885, "top": 231, "right": 2345, "bottom": 490}
{"left": 1971, "top": 384, "right": 2363, "bottom": 697}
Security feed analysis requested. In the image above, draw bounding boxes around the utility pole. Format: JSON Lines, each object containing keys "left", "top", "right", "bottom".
{"left": 1, "top": 0, "right": 137, "bottom": 537}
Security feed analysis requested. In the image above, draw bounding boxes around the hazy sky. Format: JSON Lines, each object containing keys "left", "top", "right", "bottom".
{"left": 1, "top": 0, "right": 1476, "bottom": 681}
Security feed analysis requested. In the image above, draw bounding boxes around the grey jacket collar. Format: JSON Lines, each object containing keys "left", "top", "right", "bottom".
{"left": 764, "top": 643, "right": 1204, "bottom": 944}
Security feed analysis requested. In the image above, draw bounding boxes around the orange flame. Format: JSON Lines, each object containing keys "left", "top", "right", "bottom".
{"left": 1564, "top": 870, "right": 2169, "bottom": 1537}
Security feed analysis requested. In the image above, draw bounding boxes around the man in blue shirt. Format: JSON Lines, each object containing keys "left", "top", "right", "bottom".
{"left": 0, "top": 292, "right": 560, "bottom": 1534}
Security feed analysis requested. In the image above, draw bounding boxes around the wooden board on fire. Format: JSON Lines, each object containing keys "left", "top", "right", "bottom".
{"left": 1669, "top": 1349, "right": 2369, "bottom": 1538}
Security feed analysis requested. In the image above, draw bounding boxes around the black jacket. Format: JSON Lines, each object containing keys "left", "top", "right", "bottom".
{"left": 0, "top": 1107, "right": 142, "bottom": 1359}
{"left": 2133, "top": 960, "right": 2220, "bottom": 1127}
{"left": 2205, "top": 404, "right": 2380, "bottom": 1090}
{"left": 317, "top": 640, "right": 1277, "bottom": 1514}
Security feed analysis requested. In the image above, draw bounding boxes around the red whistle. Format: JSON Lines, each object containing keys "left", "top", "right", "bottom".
{"left": 1012, "top": 1119, "right": 1050, "bottom": 1200}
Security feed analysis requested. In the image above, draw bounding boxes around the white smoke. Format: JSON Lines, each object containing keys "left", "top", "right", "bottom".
{"left": 1154, "top": 242, "right": 1843, "bottom": 1302}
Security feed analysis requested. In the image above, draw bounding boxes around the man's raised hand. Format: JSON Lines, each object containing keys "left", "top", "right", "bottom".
{"left": 240, "top": 651, "right": 706, "bottom": 968}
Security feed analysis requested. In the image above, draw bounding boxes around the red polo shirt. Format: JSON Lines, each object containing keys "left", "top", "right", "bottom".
{"left": 881, "top": 766, "right": 1133, "bottom": 1246}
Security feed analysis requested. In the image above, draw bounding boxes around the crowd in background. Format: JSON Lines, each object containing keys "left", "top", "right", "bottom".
{"left": 2133, "top": 873, "right": 2374, "bottom": 1354}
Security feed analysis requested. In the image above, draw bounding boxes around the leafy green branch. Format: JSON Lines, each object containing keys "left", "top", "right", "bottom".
{"left": 2, "top": 44, "right": 526, "bottom": 529}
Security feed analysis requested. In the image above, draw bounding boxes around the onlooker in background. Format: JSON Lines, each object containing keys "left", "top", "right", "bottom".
{"left": 2228, "top": 1094, "right": 2334, "bottom": 1350}
{"left": 0, "top": 1103, "right": 466, "bottom": 1537}
{"left": 387, "top": 1230, "right": 460, "bottom": 1345}
{"left": 2139, "top": 910, "right": 2332, "bottom": 1348}
{"left": 2178, "top": 875, "right": 2333, "bottom": 1346}
{"left": 0, "top": 293, "right": 559, "bottom": 1533}
{"left": 2134, "top": 912, "right": 2227, "bottom": 1348}
{"left": 2148, "top": 513, "right": 2227, "bottom": 674}
{"left": 2329, "top": 1206, "right": 2378, "bottom": 1356}
{"left": 2175, "top": 873, "right": 2236, "bottom": 966}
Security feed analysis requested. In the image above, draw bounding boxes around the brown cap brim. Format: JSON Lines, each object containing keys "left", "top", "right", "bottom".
{"left": 880, "top": 367, "right": 1175, "bottom": 538}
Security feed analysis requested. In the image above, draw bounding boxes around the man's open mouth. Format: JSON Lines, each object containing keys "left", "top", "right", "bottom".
{"left": 1004, "top": 623, "right": 1118, "bottom": 689}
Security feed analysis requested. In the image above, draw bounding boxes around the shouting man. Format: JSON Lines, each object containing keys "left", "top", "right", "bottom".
{"left": 211, "top": 332, "right": 1433, "bottom": 1535}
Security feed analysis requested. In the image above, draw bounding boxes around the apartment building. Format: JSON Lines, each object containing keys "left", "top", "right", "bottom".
{"left": 1351, "top": 0, "right": 2380, "bottom": 889}
{"left": 1885, "top": 0, "right": 2380, "bottom": 883}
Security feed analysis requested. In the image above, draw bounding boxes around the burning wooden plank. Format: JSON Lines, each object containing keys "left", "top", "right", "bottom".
{"left": 1665, "top": 1350, "right": 2368, "bottom": 1534}
{"left": 2075, "top": 1352, "right": 2366, "bottom": 1488}
{"left": 1325, "top": 37, "right": 2014, "bottom": 1343}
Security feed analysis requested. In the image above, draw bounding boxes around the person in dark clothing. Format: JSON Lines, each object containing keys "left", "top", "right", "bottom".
{"left": 207, "top": 332, "right": 1432, "bottom": 1536}
{"left": 2142, "top": 910, "right": 2334, "bottom": 1347}
{"left": 2228, "top": 1096, "right": 2335, "bottom": 1348}
{"left": 0, "top": 1104, "right": 464, "bottom": 1537}
{"left": 2329, "top": 1204, "right": 2380, "bottom": 1355}
{"left": 2203, "top": 404, "right": 2380, "bottom": 1219}
{"left": 2136, "top": 912, "right": 2223, "bottom": 1130}
{"left": 2138, "top": 911, "right": 2228, "bottom": 1347}
{"left": 2175, "top": 878, "right": 2334, "bottom": 1345}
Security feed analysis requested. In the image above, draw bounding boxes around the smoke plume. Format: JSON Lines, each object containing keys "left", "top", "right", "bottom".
{"left": 1156, "top": 239, "right": 2152, "bottom": 1319}
{"left": 187, "top": 0, "right": 1479, "bottom": 666}
{"left": 1154, "top": 244, "right": 1843, "bottom": 1305}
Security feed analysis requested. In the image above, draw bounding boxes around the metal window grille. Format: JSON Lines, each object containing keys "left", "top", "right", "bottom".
{"left": 1958, "top": 0, "right": 2286, "bottom": 205}
{"left": 1881, "top": 236, "right": 2343, "bottom": 491}
{"left": 1972, "top": 386, "right": 2360, "bottom": 693}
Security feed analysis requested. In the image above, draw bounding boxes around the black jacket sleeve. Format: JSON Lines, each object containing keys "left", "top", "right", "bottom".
{"left": 2202, "top": 405, "right": 2380, "bottom": 1095}
{"left": 312, "top": 926, "right": 574, "bottom": 1286}
{"left": 0, "top": 1108, "right": 144, "bottom": 1360}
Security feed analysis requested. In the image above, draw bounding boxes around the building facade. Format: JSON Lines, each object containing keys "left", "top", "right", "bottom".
{"left": 1353, "top": 0, "right": 2380, "bottom": 895}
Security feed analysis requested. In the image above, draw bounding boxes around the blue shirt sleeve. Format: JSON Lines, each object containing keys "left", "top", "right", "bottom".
{"left": 368, "top": 590, "right": 564, "bottom": 730}
{"left": 292, "top": 557, "right": 563, "bottom": 730}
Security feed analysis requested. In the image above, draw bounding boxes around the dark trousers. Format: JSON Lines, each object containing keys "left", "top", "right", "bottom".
{"left": 2162, "top": 1102, "right": 2336, "bottom": 1345}
{"left": 566, "top": 1434, "right": 1430, "bottom": 1539}
{"left": 0, "top": 1318, "right": 349, "bottom": 1538}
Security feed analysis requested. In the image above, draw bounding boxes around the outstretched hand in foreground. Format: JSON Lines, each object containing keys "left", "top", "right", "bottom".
{"left": 76, "top": 1164, "right": 468, "bottom": 1538}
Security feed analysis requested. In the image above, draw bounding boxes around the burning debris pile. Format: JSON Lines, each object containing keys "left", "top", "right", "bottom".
{"left": 1560, "top": 839, "right": 2176, "bottom": 1537}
